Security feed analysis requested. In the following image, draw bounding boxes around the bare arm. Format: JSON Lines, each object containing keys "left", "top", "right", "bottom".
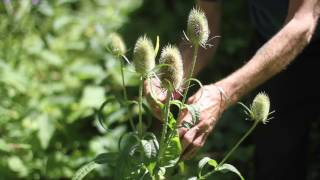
{"left": 180, "top": 0, "right": 320, "bottom": 159}
{"left": 216, "top": 0, "right": 319, "bottom": 105}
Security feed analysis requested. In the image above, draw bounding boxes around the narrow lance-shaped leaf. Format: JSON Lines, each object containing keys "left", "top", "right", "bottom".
{"left": 216, "top": 164, "right": 244, "bottom": 180}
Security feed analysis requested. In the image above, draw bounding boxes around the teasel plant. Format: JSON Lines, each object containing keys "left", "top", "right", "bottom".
{"left": 72, "top": 7, "right": 274, "bottom": 180}
{"left": 179, "top": 8, "right": 216, "bottom": 129}
{"left": 193, "top": 92, "right": 275, "bottom": 180}
{"left": 106, "top": 32, "right": 135, "bottom": 131}
{"left": 72, "top": 34, "right": 160, "bottom": 180}
{"left": 181, "top": 8, "right": 209, "bottom": 105}
{"left": 157, "top": 45, "right": 184, "bottom": 169}
{"left": 133, "top": 35, "right": 157, "bottom": 137}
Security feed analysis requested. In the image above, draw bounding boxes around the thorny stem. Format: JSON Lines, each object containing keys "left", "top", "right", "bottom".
{"left": 120, "top": 59, "right": 135, "bottom": 131}
{"left": 158, "top": 89, "right": 172, "bottom": 161}
{"left": 179, "top": 44, "right": 199, "bottom": 116}
{"left": 202, "top": 120, "right": 260, "bottom": 179}
{"left": 138, "top": 76, "right": 144, "bottom": 137}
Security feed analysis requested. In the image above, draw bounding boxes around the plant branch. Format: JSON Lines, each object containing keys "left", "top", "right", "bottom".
{"left": 179, "top": 44, "right": 199, "bottom": 116}
{"left": 138, "top": 76, "right": 144, "bottom": 137}
{"left": 202, "top": 120, "right": 259, "bottom": 179}
{"left": 120, "top": 59, "right": 135, "bottom": 131}
{"left": 158, "top": 89, "right": 172, "bottom": 160}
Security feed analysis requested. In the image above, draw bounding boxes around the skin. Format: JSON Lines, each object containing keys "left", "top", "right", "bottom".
{"left": 145, "top": 0, "right": 320, "bottom": 160}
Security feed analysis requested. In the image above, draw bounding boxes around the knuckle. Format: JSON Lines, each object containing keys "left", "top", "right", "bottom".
{"left": 201, "top": 121, "right": 212, "bottom": 129}
{"left": 193, "top": 142, "right": 202, "bottom": 148}
{"left": 184, "top": 139, "right": 192, "bottom": 145}
{"left": 184, "top": 136, "right": 193, "bottom": 144}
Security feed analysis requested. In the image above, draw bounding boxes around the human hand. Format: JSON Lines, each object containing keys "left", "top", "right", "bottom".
{"left": 178, "top": 84, "right": 228, "bottom": 160}
{"left": 144, "top": 78, "right": 181, "bottom": 120}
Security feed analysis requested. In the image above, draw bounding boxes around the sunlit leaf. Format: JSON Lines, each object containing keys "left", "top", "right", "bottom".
{"left": 198, "top": 157, "right": 217, "bottom": 177}
{"left": 37, "top": 114, "right": 55, "bottom": 149}
{"left": 216, "top": 164, "right": 244, "bottom": 180}
{"left": 80, "top": 86, "right": 105, "bottom": 108}
{"left": 158, "top": 129, "right": 182, "bottom": 168}
{"left": 198, "top": 157, "right": 217, "bottom": 169}
{"left": 8, "top": 156, "right": 28, "bottom": 177}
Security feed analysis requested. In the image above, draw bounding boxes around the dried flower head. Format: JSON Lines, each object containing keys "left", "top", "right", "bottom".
{"left": 251, "top": 92, "right": 271, "bottom": 124}
{"left": 133, "top": 35, "right": 155, "bottom": 75}
{"left": 108, "top": 33, "right": 126, "bottom": 56}
{"left": 187, "top": 8, "right": 209, "bottom": 47}
{"left": 159, "top": 45, "right": 184, "bottom": 90}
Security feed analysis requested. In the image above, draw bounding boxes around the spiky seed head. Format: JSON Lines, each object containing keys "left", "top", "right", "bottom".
{"left": 108, "top": 33, "right": 126, "bottom": 56}
{"left": 133, "top": 35, "right": 155, "bottom": 75}
{"left": 159, "top": 45, "right": 184, "bottom": 90}
{"left": 251, "top": 92, "right": 270, "bottom": 124}
{"left": 187, "top": 8, "right": 209, "bottom": 47}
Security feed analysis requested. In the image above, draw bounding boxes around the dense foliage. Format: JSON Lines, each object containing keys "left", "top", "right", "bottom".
{"left": 5, "top": 1, "right": 319, "bottom": 180}
{"left": 0, "top": 0, "right": 142, "bottom": 179}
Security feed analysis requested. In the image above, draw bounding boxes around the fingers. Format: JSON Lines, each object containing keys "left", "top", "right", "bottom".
{"left": 181, "top": 120, "right": 210, "bottom": 151}
{"left": 144, "top": 78, "right": 166, "bottom": 102}
{"left": 187, "top": 87, "right": 203, "bottom": 104}
{"left": 144, "top": 78, "right": 166, "bottom": 120}
{"left": 180, "top": 119, "right": 213, "bottom": 160}
{"left": 181, "top": 125, "right": 199, "bottom": 151}
{"left": 181, "top": 129, "right": 209, "bottom": 160}
{"left": 181, "top": 146, "right": 198, "bottom": 160}
{"left": 172, "top": 89, "right": 182, "bottom": 100}
{"left": 178, "top": 127, "right": 188, "bottom": 138}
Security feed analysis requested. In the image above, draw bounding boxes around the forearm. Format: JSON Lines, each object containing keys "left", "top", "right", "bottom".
{"left": 181, "top": 0, "right": 221, "bottom": 76}
{"left": 216, "top": 14, "right": 319, "bottom": 105}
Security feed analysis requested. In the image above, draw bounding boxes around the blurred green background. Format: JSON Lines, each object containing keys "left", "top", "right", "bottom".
{"left": 1, "top": 0, "right": 318, "bottom": 180}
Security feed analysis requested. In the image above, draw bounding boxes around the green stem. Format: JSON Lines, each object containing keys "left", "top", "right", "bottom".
{"left": 202, "top": 120, "right": 259, "bottom": 179}
{"left": 158, "top": 90, "right": 172, "bottom": 160}
{"left": 138, "top": 76, "right": 144, "bottom": 137}
{"left": 120, "top": 59, "right": 135, "bottom": 131}
{"left": 179, "top": 44, "right": 199, "bottom": 115}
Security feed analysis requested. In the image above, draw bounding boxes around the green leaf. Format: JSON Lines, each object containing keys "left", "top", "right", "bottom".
{"left": 158, "top": 130, "right": 182, "bottom": 168}
{"left": 0, "top": 139, "right": 10, "bottom": 152}
{"left": 37, "top": 114, "right": 55, "bottom": 149}
{"left": 216, "top": 164, "right": 244, "bottom": 180}
{"left": 39, "top": 50, "right": 63, "bottom": 66}
{"left": 8, "top": 156, "right": 28, "bottom": 177}
{"left": 72, "top": 152, "right": 118, "bottom": 180}
{"left": 167, "top": 112, "right": 176, "bottom": 130}
{"left": 143, "top": 133, "right": 160, "bottom": 159}
{"left": 198, "top": 157, "right": 217, "bottom": 177}
{"left": 80, "top": 86, "right": 105, "bottom": 108}
{"left": 94, "top": 152, "right": 119, "bottom": 164}
{"left": 198, "top": 157, "right": 217, "bottom": 169}
{"left": 188, "top": 177, "right": 198, "bottom": 180}
{"left": 141, "top": 139, "right": 158, "bottom": 159}
{"left": 182, "top": 104, "right": 200, "bottom": 129}
{"left": 72, "top": 162, "right": 97, "bottom": 180}
{"left": 114, "top": 134, "right": 147, "bottom": 180}
{"left": 158, "top": 113, "right": 181, "bottom": 168}
{"left": 170, "top": 100, "right": 184, "bottom": 109}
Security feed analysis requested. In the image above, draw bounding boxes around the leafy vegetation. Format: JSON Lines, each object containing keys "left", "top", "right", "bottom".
{"left": 72, "top": 7, "right": 273, "bottom": 180}
{"left": 6, "top": 0, "right": 315, "bottom": 180}
{"left": 0, "top": 0, "right": 141, "bottom": 179}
